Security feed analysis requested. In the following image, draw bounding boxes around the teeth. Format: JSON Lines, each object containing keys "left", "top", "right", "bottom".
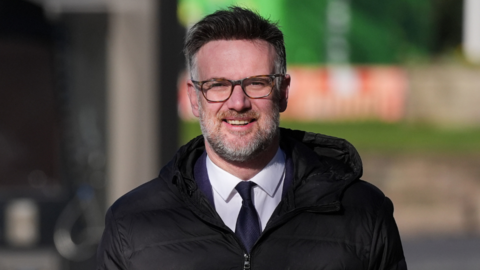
{"left": 227, "top": 120, "right": 249, "bottom": 125}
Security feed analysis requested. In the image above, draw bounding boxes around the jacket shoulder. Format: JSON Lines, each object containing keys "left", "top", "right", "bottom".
{"left": 109, "top": 175, "right": 181, "bottom": 219}
{"left": 341, "top": 180, "right": 391, "bottom": 214}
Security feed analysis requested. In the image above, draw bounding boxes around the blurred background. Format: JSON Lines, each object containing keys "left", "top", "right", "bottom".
{"left": 0, "top": 0, "right": 479, "bottom": 269}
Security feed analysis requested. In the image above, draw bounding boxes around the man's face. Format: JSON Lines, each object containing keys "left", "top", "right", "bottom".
{"left": 187, "top": 39, "right": 288, "bottom": 163}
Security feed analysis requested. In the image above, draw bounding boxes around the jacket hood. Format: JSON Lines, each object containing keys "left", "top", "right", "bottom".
{"left": 277, "top": 128, "right": 363, "bottom": 212}
{"left": 280, "top": 128, "right": 363, "bottom": 179}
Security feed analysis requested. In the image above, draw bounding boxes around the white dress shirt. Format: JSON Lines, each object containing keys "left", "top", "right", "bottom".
{"left": 206, "top": 148, "right": 286, "bottom": 232}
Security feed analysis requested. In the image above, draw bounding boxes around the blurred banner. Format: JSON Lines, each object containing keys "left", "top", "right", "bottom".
{"left": 178, "top": 66, "right": 407, "bottom": 122}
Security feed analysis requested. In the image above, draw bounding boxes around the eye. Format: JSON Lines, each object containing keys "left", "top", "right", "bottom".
{"left": 246, "top": 78, "right": 270, "bottom": 88}
{"left": 203, "top": 80, "right": 230, "bottom": 90}
{"left": 211, "top": 82, "right": 226, "bottom": 88}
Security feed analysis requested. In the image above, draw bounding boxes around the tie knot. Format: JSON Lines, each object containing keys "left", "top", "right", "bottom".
{"left": 235, "top": 181, "right": 256, "bottom": 201}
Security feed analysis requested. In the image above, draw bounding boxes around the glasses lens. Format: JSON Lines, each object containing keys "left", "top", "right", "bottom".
{"left": 202, "top": 80, "right": 232, "bottom": 101}
{"left": 243, "top": 76, "right": 273, "bottom": 98}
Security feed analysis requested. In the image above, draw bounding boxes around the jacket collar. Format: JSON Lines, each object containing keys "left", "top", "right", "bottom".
{"left": 163, "top": 127, "right": 363, "bottom": 215}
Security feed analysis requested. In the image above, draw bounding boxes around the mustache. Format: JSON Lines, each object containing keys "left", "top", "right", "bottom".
{"left": 218, "top": 110, "right": 260, "bottom": 119}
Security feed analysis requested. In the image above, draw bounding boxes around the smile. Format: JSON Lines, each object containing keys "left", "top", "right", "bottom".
{"left": 225, "top": 119, "right": 253, "bottom": 126}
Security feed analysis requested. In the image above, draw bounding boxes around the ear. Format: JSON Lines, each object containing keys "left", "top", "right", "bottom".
{"left": 187, "top": 80, "right": 200, "bottom": 117}
{"left": 278, "top": 74, "right": 290, "bottom": 112}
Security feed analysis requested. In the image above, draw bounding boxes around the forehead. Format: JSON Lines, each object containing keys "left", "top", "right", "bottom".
{"left": 195, "top": 39, "right": 275, "bottom": 80}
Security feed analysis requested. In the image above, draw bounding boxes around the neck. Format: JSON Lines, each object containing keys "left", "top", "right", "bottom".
{"left": 205, "top": 136, "right": 280, "bottom": 180}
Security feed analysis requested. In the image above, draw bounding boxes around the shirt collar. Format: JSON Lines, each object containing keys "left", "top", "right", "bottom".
{"left": 206, "top": 148, "right": 286, "bottom": 202}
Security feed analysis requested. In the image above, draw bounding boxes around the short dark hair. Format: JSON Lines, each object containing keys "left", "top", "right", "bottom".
{"left": 184, "top": 6, "right": 286, "bottom": 78}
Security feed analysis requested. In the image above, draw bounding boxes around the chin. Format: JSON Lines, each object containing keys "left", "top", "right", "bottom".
{"left": 206, "top": 128, "right": 278, "bottom": 163}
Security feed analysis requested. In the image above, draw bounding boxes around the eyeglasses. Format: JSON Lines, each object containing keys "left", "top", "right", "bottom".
{"left": 191, "top": 74, "right": 285, "bottom": 103}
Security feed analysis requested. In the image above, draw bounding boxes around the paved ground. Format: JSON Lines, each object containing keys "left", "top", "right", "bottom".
{"left": 403, "top": 235, "right": 480, "bottom": 270}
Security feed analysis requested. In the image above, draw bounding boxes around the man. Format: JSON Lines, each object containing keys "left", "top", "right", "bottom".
{"left": 97, "top": 6, "right": 407, "bottom": 270}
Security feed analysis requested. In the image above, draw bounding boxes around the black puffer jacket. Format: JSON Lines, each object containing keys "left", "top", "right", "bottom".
{"left": 97, "top": 128, "right": 407, "bottom": 270}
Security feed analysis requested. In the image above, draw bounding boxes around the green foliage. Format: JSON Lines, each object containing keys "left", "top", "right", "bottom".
{"left": 178, "top": 0, "right": 283, "bottom": 28}
{"left": 178, "top": 0, "right": 457, "bottom": 64}
{"left": 282, "top": 1, "right": 328, "bottom": 64}
{"left": 181, "top": 120, "right": 202, "bottom": 144}
{"left": 282, "top": 0, "right": 433, "bottom": 64}
{"left": 280, "top": 121, "right": 480, "bottom": 154}
{"left": 181, "top": 120, "right": 480, "bottom": 154}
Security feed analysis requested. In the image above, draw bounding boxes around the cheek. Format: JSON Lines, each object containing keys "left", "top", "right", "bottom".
{"left": 200, "top": 102, "right": 223, "bottom": 121}
{"left": 255, "top": 101, "right": 277, "bottom": 116}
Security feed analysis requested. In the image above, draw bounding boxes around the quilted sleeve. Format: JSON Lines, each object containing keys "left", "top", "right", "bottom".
{"left": 369, "top": 197, "right": 408, "bottom": 270}
{"left": 96, "top": 207, "right": 128, "bottom": 270}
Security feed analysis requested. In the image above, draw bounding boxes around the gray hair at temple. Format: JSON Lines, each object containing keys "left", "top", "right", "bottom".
{"left": 183, "top": 6, "right": 286, "bottom": 80}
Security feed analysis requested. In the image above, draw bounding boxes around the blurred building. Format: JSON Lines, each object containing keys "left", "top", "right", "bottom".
{"left": 0, "top": 0, "right": 182, "bottom": 269}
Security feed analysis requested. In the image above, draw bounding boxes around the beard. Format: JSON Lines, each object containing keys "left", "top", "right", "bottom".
{"left": 198, "top": 96, "right": 280, "bottom": 163}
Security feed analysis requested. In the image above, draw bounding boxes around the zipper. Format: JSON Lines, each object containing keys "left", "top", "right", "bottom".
{"left": 179, "top": 174, "right": 341, "bottom": 270}
{"left": 239, "top": 203, "right": 341, "bottom": 270}
{"left": 243, "top": 253, "right": 251, "bottom": 269}
{"left": 179, "top": 175, "right": 253, "bottom": 267}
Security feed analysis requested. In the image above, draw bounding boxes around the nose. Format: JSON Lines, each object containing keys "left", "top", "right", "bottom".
{"left": 225, "top": 84, "right": 251, "bottom": 112}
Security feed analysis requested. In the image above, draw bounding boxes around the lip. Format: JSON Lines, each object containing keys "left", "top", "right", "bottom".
{"left": 222, "top": 118, "right": 257, "bottom": 129}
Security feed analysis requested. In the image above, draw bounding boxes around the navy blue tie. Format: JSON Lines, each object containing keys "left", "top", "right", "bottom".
{"left": 235, "top": 181, "right": 261, "bottom": 253}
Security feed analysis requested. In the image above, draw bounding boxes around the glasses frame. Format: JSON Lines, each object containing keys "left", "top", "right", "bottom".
{"left": 191, "top": 74, "right": 285, "bottom": 103}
